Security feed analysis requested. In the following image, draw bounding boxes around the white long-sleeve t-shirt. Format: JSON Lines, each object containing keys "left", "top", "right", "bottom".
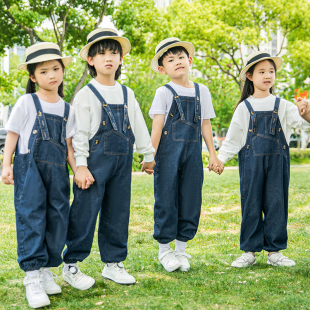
{"left": 73, "top": 79, "right": 155, "bottom": 166}
{"left": 218, "top": 94, "right": 310, "bottom": 164}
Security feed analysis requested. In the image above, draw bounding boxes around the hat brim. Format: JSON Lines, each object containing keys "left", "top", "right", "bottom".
{"left": 17, "top": 55, "right": 72, "bottom": 71}
{"left": 151, "top": 42, "right": 195, "bottom": 73}
{"left": 240, "top": 56, "right": 283, "bottom": 82}
{"left": 80, "top": 36, "right": 131, "bottom": 61}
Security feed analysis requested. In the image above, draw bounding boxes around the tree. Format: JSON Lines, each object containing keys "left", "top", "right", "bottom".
{"left": 0, "top": 0, "right": 115, "bottom": 102}
{"left": 114, "top": 0, "right": 310, "bottom": 131}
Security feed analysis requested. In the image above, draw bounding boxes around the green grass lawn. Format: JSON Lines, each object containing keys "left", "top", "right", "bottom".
{"left": 0, "top": 168, "right": 310, "bottom": 310}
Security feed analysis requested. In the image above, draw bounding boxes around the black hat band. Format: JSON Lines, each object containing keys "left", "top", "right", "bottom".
{"left": 87, "top": 31, "right": 119, "bottom": 44}
{"left": 246, "top": 53, "right": 271, "bottom": 66}
{"left": 157, "top": 40, "right": 180, "bottom": 54}
{"left": 26, "top": 49, "right": 61, "bottom": 62}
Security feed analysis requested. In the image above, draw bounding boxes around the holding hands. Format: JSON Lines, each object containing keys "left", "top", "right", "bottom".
{"left": 141, "top": 160, "right": 156, "bottom": 175}
{"left": 208, "top": 155, "right": 224, "bottom": 175}
{"left": 74, "top": 166, "right": 95, "bottom": 190}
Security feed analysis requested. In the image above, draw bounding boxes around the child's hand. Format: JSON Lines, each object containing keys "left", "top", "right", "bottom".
{"left": 141, "top": 160, "right": 156, "bottom": 175}
{"left": 84, "top": 176, "right": 94, "bottom": 189}
{"left": 297, "top": 97, "right": 310, "bottom": 117}
{"left": 74, "top": 166, "right": 95, "bottom": 190}
{"left": 1, "top": 165, "right": 14, "bottom": 185}
{"left": 208, "top": 156, "right": 224, "bottom": 175}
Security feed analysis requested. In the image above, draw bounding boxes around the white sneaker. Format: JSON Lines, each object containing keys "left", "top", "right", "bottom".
{"left": 231, "top": 252, "right": 256, "bottom": 268}
{"left": 63, "top": 265, "right": 95, "bottom": 290}
{"left": 174, "top": 251, "right": 191, "bottom": 272}
{"left": 158, "top": 249, "right": 181, "bottom": 272}
{"left": 23, "top": 275, "right": 50, "bottom": 309}
{"left": 102, "top": 262, "right": 136, "bottom": 285}
{"left": 267, "top": 252, "right": 296, "bottom": 267}
{"left": 40, "top": 267, "right": 61, "bottom": 295}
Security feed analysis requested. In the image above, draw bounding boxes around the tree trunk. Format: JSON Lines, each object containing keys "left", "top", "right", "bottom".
{"left": 70, "top": 64, "right": 88, "bottom": 104}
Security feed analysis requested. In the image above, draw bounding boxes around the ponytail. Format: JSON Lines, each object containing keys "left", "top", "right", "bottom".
{"left": 26, "top": 78, "right": 36, "bottom": 94}
{"left": 26, "top": 59, "right": 65, "bottom": 98}
{"left": 235, "top": 59, "right": 277, "bottom": 111}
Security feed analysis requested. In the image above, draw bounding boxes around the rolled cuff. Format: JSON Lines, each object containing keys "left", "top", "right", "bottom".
{"left": 143, "top": 153, "right": 154, "bottom": 163}
{"left": 217, "top": 153, "right": 230, "bottom": 164}
{"left": 75, "top": 156, "right": 88, "bottom": 167}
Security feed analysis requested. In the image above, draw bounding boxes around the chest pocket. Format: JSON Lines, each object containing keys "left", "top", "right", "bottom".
{"left": 252, "top": 115, "right": 280, "bottom": 156}
{"left": 172, "top": 119, "right": 198, "bottom": 142}
{"left": 104, "top": 130, "right": 129, "bottom": 155}
{"left": 33, "top": 137, "right": 67, "bottom": 166}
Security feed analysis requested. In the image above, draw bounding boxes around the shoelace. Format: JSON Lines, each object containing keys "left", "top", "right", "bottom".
{"left": 114, "top": 263, "right": 126, "bottom": 273}
{"left": 162, "top": 252, "right": 177, "bottom": 262}
{"left": 42, "top": 268, "right": 57, "bottom": 281}
{"left": 28, "top": 279, "right": 45, "bottom": 294}
{"left": 236, "top": 254, "right": 253, "bottom": 262}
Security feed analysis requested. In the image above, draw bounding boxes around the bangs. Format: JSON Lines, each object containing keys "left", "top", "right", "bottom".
{"left": 88, "top": 39, "right": 123, "bottom": 57}
{"left": 158, "top": 46, "right": 189, "bottom": 66}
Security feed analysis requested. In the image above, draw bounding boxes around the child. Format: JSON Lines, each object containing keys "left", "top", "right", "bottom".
{"left": 1, "top": 42, "right": 76, "bottom": 308}
{"left": 62, "top": 28, "right": 155, "bottom": 288}
{"left": 218, "top": 51, "right": 310, "bottom": 268}
{"left": 149, "top": 38, "right": 223, "bottom": 272}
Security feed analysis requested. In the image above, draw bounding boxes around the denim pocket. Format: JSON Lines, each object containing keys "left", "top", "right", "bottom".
{"left": 33, "top": 138, "right": 67, "bottom": 167}
{"left": 13, "top": 155, "right": 28, "bottom": 200}
{"left": 172, "top": 119, "right": 198, "bottom": 142}
{"left": 104, "top": 130, "right": 129, "bottom": 155}
{"left": 252, "top": 134, "right": 280, "bottom": 156}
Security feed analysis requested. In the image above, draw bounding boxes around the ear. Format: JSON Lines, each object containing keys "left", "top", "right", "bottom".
{"left": 120, "top": 55, "right": 123, "bottom": 65}
{"left": 158, "top": 66, "right": 167, "bottom": 75}
{"left": 246, "top": 72, "right": 253, "bottom": 81}
{"left": 87, "top": 55, "right": 94, "bottom": 66}
{"left": 29, "top": 75, "right": 37, "bottom": 83}
{"left": 188, "top": 56, "right": 193, "bottom": 67}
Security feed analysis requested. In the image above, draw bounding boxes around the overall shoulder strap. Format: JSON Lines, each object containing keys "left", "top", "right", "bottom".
{"left": 61, "top": 102, "right": 71, "bottom": 145}
{"left": 30, "top": 93, "right": 50, "bottom": 141}
{"left": 87, "top": 83, "right": 118, "bottom": 131}
{"left": 269, "top": 97, "right": 281, "bottom": 135}
{"left": 121, "top": 85, "right": 129, "bottom": 133}
{"left": 194, "top": 83, "right": 201, "bottom": 123}
{"left": 163, "top": 84, "right": 185, "bottom": 121}
{"left": 243, "top": 99, "right": 255, "bottom": 116}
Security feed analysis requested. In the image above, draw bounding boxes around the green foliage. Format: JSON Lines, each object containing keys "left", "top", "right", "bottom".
{"left": 122, "top": 56, "right": 169, "bottom": 131}
{"left": 0, "top": 53, "right": 28, "bottom": 106}
{"left": 2, "top": 0, "right": 310, "bottom": 132}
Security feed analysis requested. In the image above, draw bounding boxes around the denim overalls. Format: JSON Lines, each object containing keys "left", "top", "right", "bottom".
{"left": 238, "top": 97, "right": 290, "bottom": 252}
{"left": 64, "top": 84, "right": 135, "bottom": 264}
{"left": 153, "top": 83, "right": 203, "bottom": 244}
{"left": 13, "top": 94, "right": 70, "bottom": 271}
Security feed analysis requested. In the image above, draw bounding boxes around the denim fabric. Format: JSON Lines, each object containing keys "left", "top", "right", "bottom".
{"left": 14, "top": 93, "right": 70, "bottom": 271}
{"left": 64, "top": 84, "right": 135, "bottom": 264}
{"left": 153, "top": 83, "right": 203, "bottom": 244}
{"left": 238, "top": 98, "right": 290, "bottom": 252}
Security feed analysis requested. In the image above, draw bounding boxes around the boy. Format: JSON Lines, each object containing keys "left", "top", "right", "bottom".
{"left": 63, "top": 28, "right": 155, "bottom": 288}
{"left": 149, "top": 37, "right": 223, "bottom": 272}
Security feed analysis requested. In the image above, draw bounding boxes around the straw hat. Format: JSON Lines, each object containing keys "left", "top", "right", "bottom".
{"left": 17, "top": 42, "right": 72, "bottom": 71}
{"left": 151, "top": 37, "right": 195, "bottom": 73}
{"left": 240, "top": 51, "right": 283, "bottom": 82}
{"left": 80, "top": 28, "right": 131, "bottom": 61}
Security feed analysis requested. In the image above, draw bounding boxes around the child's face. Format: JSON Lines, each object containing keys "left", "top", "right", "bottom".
{"left": 246, "top": 60, "right": 275, "bottom": 92}
{"left": 158, "top": 51, "right": 192, "bottom": 78}
{"left": 87, "top": 49, "right": 123, "bottom": 78}
{"left": 30, "top": 60, "right": 64, "bottom": 91}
